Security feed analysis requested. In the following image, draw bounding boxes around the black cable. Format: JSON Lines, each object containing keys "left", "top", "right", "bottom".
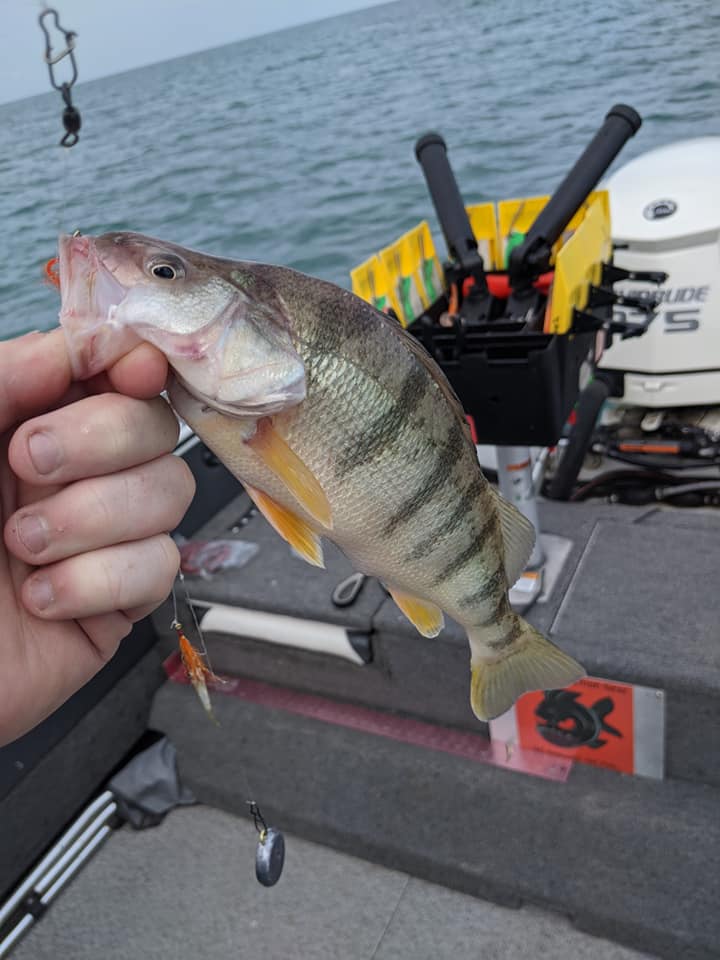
{"left": 568, "top": 469, "right": 682, "bottom": 502}
{"left": 602, "top": 449, "right": 720, "bottom": 472}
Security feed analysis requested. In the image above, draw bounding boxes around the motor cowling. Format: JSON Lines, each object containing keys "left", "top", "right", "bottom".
{"left": 601, "top": 137, "right": 720, "bottom": 407}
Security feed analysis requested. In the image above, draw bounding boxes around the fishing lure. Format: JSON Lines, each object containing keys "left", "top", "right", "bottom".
{"left": 173, "top": 619, "right": 220, "bottom": 724}
{"left": 170, "top": 589, "right": 286, "bottom": 886}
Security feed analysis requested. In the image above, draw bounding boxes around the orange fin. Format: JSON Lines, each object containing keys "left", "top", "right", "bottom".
{"left": 386, "top": 586, "right": 444, "bottom": 638}
{"left": 247, "top": 419, "right": 332, "bottom": 529}
{"left": 246, "top": 485, "right": 324, "bottom": 568}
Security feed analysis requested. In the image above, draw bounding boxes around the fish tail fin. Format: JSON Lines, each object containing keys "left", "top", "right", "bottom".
{"left": 469, "top": 619, "right": 584, "bottom": 721}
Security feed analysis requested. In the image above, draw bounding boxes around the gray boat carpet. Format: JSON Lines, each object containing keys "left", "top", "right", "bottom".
{"left": 153, "top": 495, "right": 720, "bottom": 787}
{"left": 150, "top": 682, "right": 720, "bottom": 960}
{"left": 11, "top": 805, "right": 655, "bottom": 960}
{"left": 6, "top": 496, "right": 717, "bottom": 958}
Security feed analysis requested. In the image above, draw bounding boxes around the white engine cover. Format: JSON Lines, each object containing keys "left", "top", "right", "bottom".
{"left": 600, "top": 137, "right": 720, "bottom": 407}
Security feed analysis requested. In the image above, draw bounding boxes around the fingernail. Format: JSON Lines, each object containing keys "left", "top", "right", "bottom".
{"left": 28, "top": 575, "right": 54, "bottom": 611}
{"left": 28, "top": 431, "right": 62, "bottom": 475}
{"left": 17, "top": 514, "right": 49, "bottom": 554}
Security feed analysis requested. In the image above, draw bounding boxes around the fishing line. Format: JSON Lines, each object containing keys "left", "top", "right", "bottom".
{"left": 36, "top": 1, "right": 286, "bottom": 890}
{"left": 172, "top": 568, "right": 213, "bottom": 663}
{"left": 55, "top": 146, "right": 72, "bottom": 238}
{"left": 170, "top": 573, "right": 287, "bottom": 886}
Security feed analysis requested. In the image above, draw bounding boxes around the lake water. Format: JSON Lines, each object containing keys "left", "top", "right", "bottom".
{"left": 0, "top": 0, "right": 718, "bottom": 339}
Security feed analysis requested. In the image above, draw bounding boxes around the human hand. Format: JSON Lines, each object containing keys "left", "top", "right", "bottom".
{"left": 0, "top": 329, "right": 195, "bottom": 746}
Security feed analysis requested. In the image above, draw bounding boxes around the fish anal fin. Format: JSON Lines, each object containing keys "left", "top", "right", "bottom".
{"left": 469, "top": 619, "right": 584, "bottom": 720}
{"left": 492, "top": 489, "right": 536, "bottom": 587}
{"left": 246, "top": 485, "right": 324, "bottom": 568}
{"left": 246, "top": 418, "right": 332, "bottom": 530}
{"left": 387, "top": 586, "right": 444, "bottom": 638}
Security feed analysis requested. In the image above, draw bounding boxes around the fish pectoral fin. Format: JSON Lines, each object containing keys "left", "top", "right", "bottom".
{"left": 246, "top": 485, "right": 325, "bottom": 568}
{"left": 246, "top": 418, "right": 332, "bottom": 530}
{"left": 386, "top": 586, "right": 444, "bottom": 638}
{"left": 469, "top": 620, "right": 585, "bottom": 720}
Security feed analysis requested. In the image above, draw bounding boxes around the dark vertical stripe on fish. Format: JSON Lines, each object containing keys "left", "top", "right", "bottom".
{"left": 297, "top": 298, "right": 379, "bottom": 370}
{"left": 383, "top": 419, "right": 466, "bottom": 536}
{"left": 403, "top": 473, "right": 486, "bottom": 563}
{"left": 457, "top": 560, "right": 507, "bottom": 610}
{"left": 336, "top": 365, "right": 428, "bottom": 476}
{"left": 487, "top": 618, "right": 524, "bottom": 652}
{"left": 432, "top": 510, "right": 497, "bottom": 586}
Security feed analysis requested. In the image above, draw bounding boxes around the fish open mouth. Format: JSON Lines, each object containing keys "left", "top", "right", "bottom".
{"left": 57, "top": 230, "right": 307, "bottom": 417}
{"left": 58, "top": 233, "right": 139, "bottom": 379}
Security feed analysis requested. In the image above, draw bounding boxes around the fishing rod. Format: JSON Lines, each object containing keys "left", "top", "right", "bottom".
{"left": 413, "top": 132, "right": 488, "bottom": 302}
{"left": 414, "top": 104, "right": 664, "bottom": 331}
{"left": 507, "top": 105, "right": 641, "bottom": 296}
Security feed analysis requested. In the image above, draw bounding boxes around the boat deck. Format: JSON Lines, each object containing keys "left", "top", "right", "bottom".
{"left": 2, "top": 483, "right": 719, "bottom": 960}
{"left": 10, "top": 804, "right": 653, "bottom": 960}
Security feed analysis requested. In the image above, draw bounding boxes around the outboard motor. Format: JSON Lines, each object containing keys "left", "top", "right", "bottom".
{"left": 602, "top": 137, "right": 720, "bottom": 408}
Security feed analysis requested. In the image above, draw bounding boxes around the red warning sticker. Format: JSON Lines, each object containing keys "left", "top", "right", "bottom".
{"left": 515, "top": 677, "right": 635, "bottom": 774}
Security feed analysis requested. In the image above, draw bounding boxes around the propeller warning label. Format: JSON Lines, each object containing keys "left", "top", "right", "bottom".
{"left": 491, "top": 677, "right": 665, "bottom": 778}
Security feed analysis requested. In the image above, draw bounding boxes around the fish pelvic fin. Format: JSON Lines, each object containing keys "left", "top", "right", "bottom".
{"left": 246, "top": 484, "right": 324, "bottom": 568}
{"left": 246, "top": 418, "right": 332, "bottom": 530}
{"left": 387, "top": 586, "right": 444, "bottom": 638}
{"left": 469, "top": 619, "right": 585, "bottom": 721}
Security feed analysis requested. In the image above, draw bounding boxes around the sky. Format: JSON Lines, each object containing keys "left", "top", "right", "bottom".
{"left": 0, "top": 0, "right": 391, "bottom": 104}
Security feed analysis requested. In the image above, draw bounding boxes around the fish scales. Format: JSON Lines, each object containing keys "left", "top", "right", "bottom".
{"left": 267, "top": 282, "right": 508, "bottom": 631}
{"left": 57, "top": 231, "right": 585, "bottom": 721}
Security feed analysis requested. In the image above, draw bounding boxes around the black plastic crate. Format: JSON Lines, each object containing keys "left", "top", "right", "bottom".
{"left": 410, "top": 321, "right": 596, "bottom": 446}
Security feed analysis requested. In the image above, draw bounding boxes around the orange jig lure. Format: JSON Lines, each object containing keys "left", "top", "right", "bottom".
{"left": 175, "top": 622, "right": 220, "bottom": 724}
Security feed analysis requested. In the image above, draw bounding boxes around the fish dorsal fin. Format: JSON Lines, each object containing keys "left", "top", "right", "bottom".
{"left": 386, "top": 586, "right": 444, "bottom": 638}
{"left": 246, "top": 418, "right": 332, "bottom": 530}
{"left": 245, "top": 485, "right": 325, "bottom": 568}
{"left": 491, "top": 489, "right": 536, "bottom": 587}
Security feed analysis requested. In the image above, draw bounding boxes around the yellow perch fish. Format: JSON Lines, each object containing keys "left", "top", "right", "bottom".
{"left": 58, "top": 231, "right": 584, "bottom": 720}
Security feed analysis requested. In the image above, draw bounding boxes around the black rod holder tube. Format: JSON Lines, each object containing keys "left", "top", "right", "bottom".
{"left": 509, "top": 104, "right": 642, "bottom": 284}
{"left": 414, "top": 132, "right": 485, "bottom": 273}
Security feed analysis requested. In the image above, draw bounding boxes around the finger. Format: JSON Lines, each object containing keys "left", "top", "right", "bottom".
{"left": 8, "top": 393, "right": 180, "bottom": 486}
{"left": 22, "top": 534, "right": 180, "bottom": 620}
{"left": 87, "top": 343, "right": 169, "bottom": 399}
{"left": 9, "top": 383, "right": 92, "bottom": 513}
{"left": 0, "top": 330, "right": 71, "bottom": 433}
{"left": 106, "top": 343, "right": 169, "bottom": 398}
{"left": 7, "top": 456, "right": 194, "bottom": 564}
{"left": 5, "top": 455, "right": 195, "bottom": 565}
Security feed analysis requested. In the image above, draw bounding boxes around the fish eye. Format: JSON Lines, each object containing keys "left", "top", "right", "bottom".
{"left": 149, "top": 257, "right": 185, "bottom": 280}
{"left": 152, "top": 263, "right": 177, "bottom": 279}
